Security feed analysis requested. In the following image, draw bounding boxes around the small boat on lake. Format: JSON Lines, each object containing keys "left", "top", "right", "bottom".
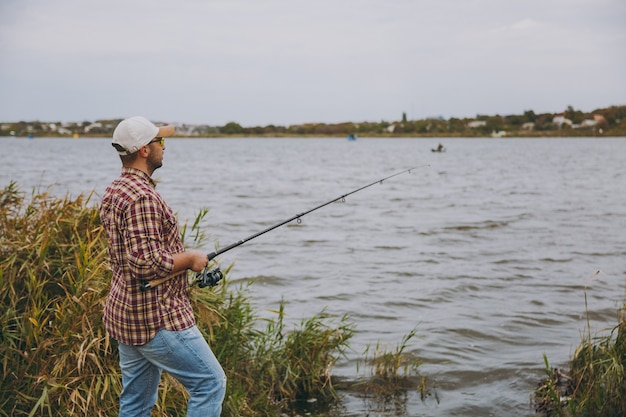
{"left": 431, "top": 143, "right": 446, "bottom": 153}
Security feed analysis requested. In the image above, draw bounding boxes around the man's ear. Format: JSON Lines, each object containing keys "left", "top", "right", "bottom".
{"left": 138, "top": 145, "right": 150, "bottom": 158}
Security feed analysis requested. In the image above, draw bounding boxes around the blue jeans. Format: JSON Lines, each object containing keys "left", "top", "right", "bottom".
{"left": 117, "top": 326, "right": 226, "bottom": 417}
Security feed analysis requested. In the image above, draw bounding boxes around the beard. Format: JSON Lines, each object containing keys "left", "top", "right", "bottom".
{"left": 147, "top": 151, "right": 163, "bottom": 174}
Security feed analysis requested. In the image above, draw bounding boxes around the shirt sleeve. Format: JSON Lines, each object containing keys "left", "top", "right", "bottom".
{"left": 124, "top": 194, "right": 175, "bottom": 280}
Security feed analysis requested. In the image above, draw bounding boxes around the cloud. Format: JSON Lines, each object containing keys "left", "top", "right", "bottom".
{"left": 0, "top": 0, "right": 624, "bottom": 125}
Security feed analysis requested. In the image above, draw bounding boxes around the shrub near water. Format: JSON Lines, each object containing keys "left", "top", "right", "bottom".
{"left": 0, "top": 182, "right": 356, "bottom": 416}
{"left": 533, "top": 279, "right": 626, "bottom": 417}
{"left": 0, "top": 182, "right": 118, "bottom": 416}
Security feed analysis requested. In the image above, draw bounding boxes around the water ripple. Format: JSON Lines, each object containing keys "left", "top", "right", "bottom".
{"left": 3, "top": 137, "right": 626, "bottom": 416}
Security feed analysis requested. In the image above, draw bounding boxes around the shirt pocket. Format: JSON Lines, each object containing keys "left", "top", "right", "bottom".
{"left": 161, "top": 204, "right": 181, "bottom": 244}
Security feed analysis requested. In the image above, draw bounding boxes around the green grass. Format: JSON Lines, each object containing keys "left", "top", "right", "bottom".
{"left": 0, "top": 182, "right": 118, "bottom": 416}
{"left": 532, "top": 272, "right": 626, "bottom": 417}
{"left": 0, "top": 182, "right": 426, "bottom": 416}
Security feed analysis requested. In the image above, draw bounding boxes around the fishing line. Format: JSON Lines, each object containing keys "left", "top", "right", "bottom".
{"left": 141, "top": 166, "right": 424, "bottom": 290}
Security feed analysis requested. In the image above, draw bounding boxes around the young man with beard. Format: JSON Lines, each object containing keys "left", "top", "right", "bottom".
{"left": 100, "top": 116, "right": 226, "bottom": 416}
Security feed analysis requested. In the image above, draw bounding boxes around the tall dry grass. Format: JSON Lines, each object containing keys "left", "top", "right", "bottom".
{"left": 532, "top": 272, "right": 626, "bottom": 417}
{"left": 0, "top": 182, "right": 426, "bottom": 416}
{"left": 0, "top": 182, "right": 118, "bottom": 416}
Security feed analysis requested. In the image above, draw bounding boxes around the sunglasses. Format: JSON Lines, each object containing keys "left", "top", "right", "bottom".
{"left": 149, "top": 137, "right": 165, "bottom": 146}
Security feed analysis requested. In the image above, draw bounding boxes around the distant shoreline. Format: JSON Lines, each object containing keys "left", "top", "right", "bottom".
{"left": 2, "top": 104, "right": 625, "bottom": 138}
{"left": 2, "top": 132, "right": 624, "bottom": 139}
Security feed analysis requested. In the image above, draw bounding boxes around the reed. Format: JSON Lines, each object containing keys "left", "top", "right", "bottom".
{"left": 361, "top": 329, "right": 421, "bottom": 390}
{"left": 532, "top": 272, "right": 626, "bottom": 416}
{"left": 0, "top": 182, "right": 118, "bottom": 416}
{"left": 0, "top": 183, "right": 359, "bottom": 416}
{"left": 343, "top": 327, "right": 435, "bottom": 410}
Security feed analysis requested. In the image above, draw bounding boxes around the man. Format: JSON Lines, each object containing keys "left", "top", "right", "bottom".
{"left": 100, "top": 116, "right": 226, "bottom": 416}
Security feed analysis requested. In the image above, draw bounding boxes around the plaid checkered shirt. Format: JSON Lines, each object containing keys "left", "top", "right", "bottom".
{"left": 100, "top": 167, "right": 194, "bottom": 345}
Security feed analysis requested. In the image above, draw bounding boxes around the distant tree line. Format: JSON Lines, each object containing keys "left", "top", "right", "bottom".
{"left": 2, "top": 105, "right": 625, "bottom": 138}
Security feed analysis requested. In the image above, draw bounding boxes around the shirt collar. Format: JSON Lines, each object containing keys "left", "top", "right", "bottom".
{"left": 121, "top": 167, "right": 156, "bottom": 188}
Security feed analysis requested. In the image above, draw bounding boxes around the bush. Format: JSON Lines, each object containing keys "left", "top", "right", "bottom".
{"left": 533, "top": 276, "right": 626, "bottom": 417}
{"left": 0, "top": 182, "right": 118, "bottom": 416}
{"left": 0, "top": 182, "right": 357, "bottom": 416}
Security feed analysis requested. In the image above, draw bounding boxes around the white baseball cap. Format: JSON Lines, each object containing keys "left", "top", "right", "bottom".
{"left": 112, "top": 116, "right": 175, "bottom": 155}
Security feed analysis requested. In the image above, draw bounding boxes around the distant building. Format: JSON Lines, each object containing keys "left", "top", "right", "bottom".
{"left": 580, "top": 119, "right": 597, "bottom": 128}
{"left": 577, "top": 114, "right": 606, "bottom": 129}
{"left": 467, "top": 120, "right": 487, "bottom": 128}
{"left": 84, "top": 122, "right": 103, "bottom": 133}
{"left": 552, "top": 115, "right": 573, "bottom": 128}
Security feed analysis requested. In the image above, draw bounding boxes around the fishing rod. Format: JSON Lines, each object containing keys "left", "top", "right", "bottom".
{"left": 140, "top": 166, "right": 421, "bottom": 291}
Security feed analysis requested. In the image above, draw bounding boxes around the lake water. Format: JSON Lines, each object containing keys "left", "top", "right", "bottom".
{"left": 2, "top": 136, "right": 625, "bottom": 416}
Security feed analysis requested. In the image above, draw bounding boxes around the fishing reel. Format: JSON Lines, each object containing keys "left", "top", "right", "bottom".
{"left": 194, "top": 266, "right": 223, "bottom": 288}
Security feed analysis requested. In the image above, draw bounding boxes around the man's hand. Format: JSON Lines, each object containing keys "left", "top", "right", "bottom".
{"left": 172, "top": 250, "right": 208, "bottom": 274}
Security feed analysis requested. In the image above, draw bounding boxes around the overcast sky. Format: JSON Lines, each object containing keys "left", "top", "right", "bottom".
{"left": 0, "top": 0, "right": 624, "bottom": 126}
